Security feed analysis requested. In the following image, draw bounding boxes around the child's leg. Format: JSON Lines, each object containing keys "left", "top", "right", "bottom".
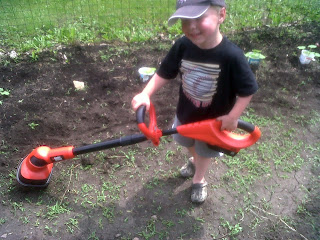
{"left": 187, "top": 146, "right": 210, "bottom": 184}
{"left": 186, "top": 145, "right": 210, "bottom": 203}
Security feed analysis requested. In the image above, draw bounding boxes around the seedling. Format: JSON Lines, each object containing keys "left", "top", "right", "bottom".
{"left": 28, "top": 122, "right": 39, "bottom": 130}
{"left": 0, "top": 88, "right": 10, "bottom": 96}
{"left": 30, "top": 50, "right": 39, "bottom": 62}
{"left": 245, "top": 50, "right": 266, "bottom": 65}
{"left": 297, "top": 45, "right": 320, "bottom": 62}
{"left": 245, "top": 49, "right": 266, "bottom": 60}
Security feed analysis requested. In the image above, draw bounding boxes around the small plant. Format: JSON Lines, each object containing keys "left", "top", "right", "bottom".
{"left": 46, "top": 202, "right": 70, "bottom": 220}
{"left": 28, "top": 122, "right": 39, "bottom": 130}
{"left": 0, "top": 218, "right": 6, "bottom": 225}
{"left": 65, "top": 217, "right": 79, "bottom": 233}
{"left": 245, "top": 49, "right": 266, "bottom": 60}
{"left": 0, "top": 88, "right": 10, "bottom": 96}
{"left": 221, "top": 220, "right": 243, "bottom": 237}
{"left": 30, "top": 50, "right": 39, "bottom": 62}
{"left": 44, "top": 225, "right": 53, "bottom": 234}
{"left": 245, "top": 49, "right": 266, "bottom": 65}
{"left": 297, "top": 45, "right": 320, "bottom": 61}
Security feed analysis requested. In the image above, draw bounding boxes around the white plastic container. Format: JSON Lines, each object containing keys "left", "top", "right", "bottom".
{"left": 138, "top": 67, "right": 156, "bottom": 82}
{"left": 299, "top": 50, "right": 314, "bottom": 65}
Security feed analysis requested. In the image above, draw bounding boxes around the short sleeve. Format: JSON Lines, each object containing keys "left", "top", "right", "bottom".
{"left": 230, "top": 50, "right": 258, "bottom": 96}
{"left": 157, "top": 38, "right": 185, "bottom": 80}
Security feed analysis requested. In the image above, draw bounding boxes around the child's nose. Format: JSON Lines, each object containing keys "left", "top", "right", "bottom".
{"left": 191, "top": 20, "right": 197, "bottom": 28}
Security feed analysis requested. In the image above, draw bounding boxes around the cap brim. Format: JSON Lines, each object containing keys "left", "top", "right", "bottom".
{"left": 168, "top": 5, "right": 210, "bottom": 27}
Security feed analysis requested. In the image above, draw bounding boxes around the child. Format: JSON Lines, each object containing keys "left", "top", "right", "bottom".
{"left": 131, "top": 0, "right": 258, "bottom": 203}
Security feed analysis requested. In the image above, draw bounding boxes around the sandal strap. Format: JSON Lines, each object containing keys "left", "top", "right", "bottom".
{"left": 192, "top": 182, "right": 208, "bottom": 189}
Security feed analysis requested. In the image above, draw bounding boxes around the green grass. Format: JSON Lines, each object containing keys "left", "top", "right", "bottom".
{"left": 0, "top": 0, "right": 319, "bottom": 52}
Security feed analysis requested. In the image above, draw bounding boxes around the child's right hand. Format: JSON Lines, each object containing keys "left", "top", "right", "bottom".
{"left": 131, "top": 92, "right": 150, "bottom": 111}
{"left": 131, "top": 73, "right": 169, "bottom": 112}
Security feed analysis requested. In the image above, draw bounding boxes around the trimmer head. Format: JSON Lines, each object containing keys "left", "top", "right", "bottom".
{"left": 17, "top": 159, "right": 53, "bottom": 187}
{"left": 16, "top": 147, "right": 54, "bottom": 187}
{"left": 16, "top": 145, "right": 75, "bottom": 187}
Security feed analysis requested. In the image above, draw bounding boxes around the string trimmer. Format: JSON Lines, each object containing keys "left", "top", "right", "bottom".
{"left": 16, "top": 103, "right": 261, "bottom": 187}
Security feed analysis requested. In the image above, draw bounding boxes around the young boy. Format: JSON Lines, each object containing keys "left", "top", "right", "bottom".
{"left": 131, "top": 0, "right": 258, "bottom": 203}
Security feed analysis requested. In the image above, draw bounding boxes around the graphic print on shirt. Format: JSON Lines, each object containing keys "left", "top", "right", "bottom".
{"left": 180, "top": 60, "right": 220, "bottom": 107}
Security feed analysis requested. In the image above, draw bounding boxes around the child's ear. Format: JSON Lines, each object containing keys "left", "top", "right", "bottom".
{"left": 218, "top": 7, "right": 226, "bottom": 24}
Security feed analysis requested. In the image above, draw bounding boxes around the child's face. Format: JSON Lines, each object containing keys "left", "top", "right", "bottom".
{"left": 181, "top": 7, "right": 226, "bottom": 49}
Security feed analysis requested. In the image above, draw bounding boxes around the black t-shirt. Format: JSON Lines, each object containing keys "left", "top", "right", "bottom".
{"left": 157, "top": 36, "right": 258, "bottom": 124}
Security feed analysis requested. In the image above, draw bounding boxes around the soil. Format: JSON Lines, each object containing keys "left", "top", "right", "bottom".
{"left": 0, "top": 23, "right": 319, "bottom": 240}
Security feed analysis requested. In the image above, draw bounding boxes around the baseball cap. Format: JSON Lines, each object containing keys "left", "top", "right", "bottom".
{"left": 168, "top": 0, "right": 226, "bottom": 27}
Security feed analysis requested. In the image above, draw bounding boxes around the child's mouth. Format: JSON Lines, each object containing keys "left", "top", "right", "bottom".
{"left": 189, "top": 32, "right": 201, "bottom": 39}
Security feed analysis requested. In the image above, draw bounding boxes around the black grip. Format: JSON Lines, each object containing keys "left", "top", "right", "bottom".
{"left": 136, "top": 105, "right": 146, "bottom": 124}
{"left": 237, "top": 120, "right": 255, "bottom": 133}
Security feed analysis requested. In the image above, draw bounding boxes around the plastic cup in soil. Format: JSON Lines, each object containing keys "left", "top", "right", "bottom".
{"left": 248, "top": 58, "right": 261, "bottom": 65}
{"left": 299, "top": 50, "right": 314, "bottom": 65}
{"left": 138, "top": 67, "right": 156, "bottom": 82}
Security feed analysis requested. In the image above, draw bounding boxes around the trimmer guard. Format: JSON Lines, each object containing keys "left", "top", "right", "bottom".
{"left": 17, "top": 158, "right": 53, "bottom": 187}
{"left": 17, "top": 146, "right": 74, "bottom": 187}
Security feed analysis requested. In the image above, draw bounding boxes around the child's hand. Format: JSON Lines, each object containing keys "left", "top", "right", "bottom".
{"left": 217, "top": 95, "right": 253, "bottom": 131}
{"left": 216, "top": 115, "right": 238, "bottom": 131}
{"left": 131, "top": 92, "right": 150, "bottom": 111}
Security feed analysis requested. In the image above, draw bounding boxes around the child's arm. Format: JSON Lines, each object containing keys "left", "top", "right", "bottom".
{"left": 217, "top": 95, "right": 253, "bottom": 131}
{"left": 131, "top": 73, "right": 169, "bottom": 111}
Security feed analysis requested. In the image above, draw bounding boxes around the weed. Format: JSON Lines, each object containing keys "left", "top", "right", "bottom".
{"left": 138, "top": 219, "right": 157, "bottom": 240}
{"left": 162, "top": 219, "right": 175, "bottom": 228}
{"left": 220, "top": 219, "right": 243, "bottom": 237}
{"left": 121, "top": 148, "right": 137, "bottom": 167}
{"left": 165, "top": 150, "right": 175, "bottom": 163}
{"left": 11, "top": 202, "right": 25, "bottom": 214}
{"left": 19, "top": 216, "right": 29, "bottom": 224}
{"left": 28, "top": 122, "right": 39, "bottom": 130}
{"left": 175, "top": 208, "right": 188, "bottom": 217}
{"left": 196, "top": 217, "right": 206, "bottom": 223}
{"left": 101, "top": 180, "right": 123, "bottom": 201}
{"left": 0, "top": 218, "right": 6, "bottom": 225}
{"left": 81, "top": 183, "right": 94, "bottom": 193}
{"left": 29, "top": 50, "right": 39, "bottom": 62}
{"left": 250, "top": 217, "right": 262, "bottom": 230}
{"left": 44, "top": 225, "right": 53, "bottom": 235}
{"left": 88, "top": 231, "right": 99, "bottom": 240}
{"left": 34, "top": 219, "right": 40, "bottom": 227}
{"left": 65, "top": 217, "right": 80, "bottom": 233}
{"left": 192, "top": 223, "right": 202, "bottom": 233}
{"left": 0, "top": 88, "right": 10, "bottom": 96}
{"left": 46, "top": 202, "right": 70, "bottom": 220}
{"left": 102, "top": 205, "right": 115, "bottom": 223}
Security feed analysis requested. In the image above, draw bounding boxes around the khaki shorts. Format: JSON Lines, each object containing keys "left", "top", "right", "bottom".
{"left": 172, "top": 116, "right": 223, "bottom": 158}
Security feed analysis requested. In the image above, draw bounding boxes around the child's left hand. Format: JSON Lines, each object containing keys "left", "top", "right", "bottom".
{"left": 217, "top": 95, "right": 253, "bottom": 131}
{"left": 216, "top": 115, "right": 238, "bottom": 131}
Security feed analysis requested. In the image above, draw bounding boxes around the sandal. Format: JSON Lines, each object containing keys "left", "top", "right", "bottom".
{"left": 179, "top": 157, "right": 195, "bottom": 178}
{"left": 191, "top": 182, "right": 208, "bottom": 203}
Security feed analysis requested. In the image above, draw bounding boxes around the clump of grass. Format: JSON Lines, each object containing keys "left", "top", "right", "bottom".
{"left": 46, "top": 202, "right": 70, "bottom": 220}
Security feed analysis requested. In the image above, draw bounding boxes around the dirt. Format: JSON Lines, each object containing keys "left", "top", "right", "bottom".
{"left": 0, "top": 23, "right": 319, "bottom": 240}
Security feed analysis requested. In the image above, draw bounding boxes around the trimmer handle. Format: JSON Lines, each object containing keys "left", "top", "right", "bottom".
{"left": 237, "top": 119, "right": 255, "bottom": 133}
{"left": 136, "top": 104, "right": 162, "bottom": 146}
{"left": 176, "top": 119, "right": 261, "bottom": 156}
